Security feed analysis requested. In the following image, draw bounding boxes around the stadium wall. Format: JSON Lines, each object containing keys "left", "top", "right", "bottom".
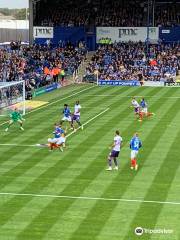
{"left": 34, "top": 27, "right": 86, "bottom": 46}
{"left": 96, "top": 27, "right": 159, "bottom": 43}
{"left": 0, "top": 20, "right": 29, "bottom": 42}
{"left": 159, "top": 27, "right": 180, "bottom": 43}
{"left": 32, "top": 26, "right": 180, "bottom": 50}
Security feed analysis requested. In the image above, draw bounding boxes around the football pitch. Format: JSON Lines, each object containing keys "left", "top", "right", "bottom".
{"left": 0, "top": 84, "right": 180, "bottom": 240}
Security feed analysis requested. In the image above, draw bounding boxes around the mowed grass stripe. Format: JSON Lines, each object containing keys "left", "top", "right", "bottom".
{"left": 62, "top": 89, "right": 176, "bottom": 240}
{"left": 152, "top": 146, "right": 180, "bottom": 238}
{"left": 35, "top": 84, "right": 92, "bottom": 102}
{"left": 0, "top": 86, "right": 172, "bottom": 238}
{"left": 0, "top": 86, "right": 95, "bottom": 127}
{"left": 0, "top": 87, "right": 171, "bottom": 227}
{"left": 101, "top": 87, "right": 180, "bottom": 198}
{"left": 0, "top": 84, "right": 131, "bottom": 172}
{"left": 0, "top": 86, "right": 143, "bottom": 238}
{"left": 123, "top": 111, "right": 180, "bottom": 239}
{"left": 0, "top": 85, "right": 132, "bottom": 188}
{"left": 0, "top": 84, "right": 116, "bottom": 145}
{"left": 66, "top": 88, "right": 180, "bottom": 240}
{"left": 0, "top": 85, "right": 134, "bottom": 189}
{"left": 0, "top": 197, "right": 52, "bottom": 240}
{"left": 0, "top": 86, "right": 175, "bottom": 238}
{"left": 0, "top": 86, "right": 143, "bottom": 229}
{"left": 97, "top": 101, "right": 180, "bottom": 240}
{"left": 8, "top": 86, "right": 149, "bottom": 238}
{"left": 39, "top": 89, "right": 167, "bottom": 240}
{"left": 15, "top": 87, "right": 162, "bottom": 239}
{"left": 0, "top": 84, "right": 114, "bottom": 145}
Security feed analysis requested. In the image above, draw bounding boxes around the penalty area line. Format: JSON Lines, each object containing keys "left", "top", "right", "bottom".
{"left": 0, "top": 192, "right": 179, "bottom": 206}
{"left": 0, "top": 107, "right": 109, "bottom": 147}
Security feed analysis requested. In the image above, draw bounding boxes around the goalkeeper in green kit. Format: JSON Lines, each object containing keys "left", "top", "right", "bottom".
{"left": 5, "top": 108, "right": 25, "bottom": 132}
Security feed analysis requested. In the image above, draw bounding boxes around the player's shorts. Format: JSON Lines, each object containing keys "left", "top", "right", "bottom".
{"left": 48, "top": 138, "right": 59, "bottom": 144}
{"left": 109, "top": 150, "right": 119, "bottom": 158}
{"left": 56, "top": 137, "right": 66, "bottom": 145}
{"left": 72, "top": 115, "right": 80, "bottom": 122}
{"left": 141, "top": 108, "right": 148, "bottom": 114}
{"left": 62, "top": 116, "right": 72, "bottom": 122}
{"left": 131, "top": 150, "right": 139, "bottom": 159}
{"left": 10, "top": 119, "right": 22, "bottom": 124}
{"left": 134, "top": 107, "right": 140, "bottom": 114}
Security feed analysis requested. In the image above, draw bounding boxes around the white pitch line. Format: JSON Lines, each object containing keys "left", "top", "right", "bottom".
{"left": 0, "top": 192, "right": 179, "bottom": 206}
{"left": 0, "top": 85, "right": 96, "bottom": 127}
{"left": 85, "top": 94, "right": 180, "bottom": 99}
{"left": 0, "top": 107, "right": 109, "bottom": 147}
{"left": 66, "top": 107, "right": 109, "bottom": 138}
{"left": 0, "top": 143, "right": 36, "bottom": 147}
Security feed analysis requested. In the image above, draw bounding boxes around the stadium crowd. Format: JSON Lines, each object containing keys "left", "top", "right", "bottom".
{"left": 35, "top": 0, "right": 180, "bottom": 27}
{"left": 85, "top": 42, "right": 180, "bottom": 82}
{"left": 0, "top": 42, "right": 87, "bottom": 91}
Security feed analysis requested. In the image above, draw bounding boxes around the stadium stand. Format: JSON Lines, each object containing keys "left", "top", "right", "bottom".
{"left": 84, "top": 42, "right": 180, "bottom": 82}
{"left": 1, "top": 0, "right": 179, "bottom": 91}
{"left": 34, "top": 0, "right": 180, "bottom": 27}
{"left": 0, "top": 42, "right": 87, "bottom": 89}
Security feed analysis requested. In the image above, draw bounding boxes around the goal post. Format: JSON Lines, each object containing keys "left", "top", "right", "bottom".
{"left": 0, "top": 81, "right": 26, "bottom": 116}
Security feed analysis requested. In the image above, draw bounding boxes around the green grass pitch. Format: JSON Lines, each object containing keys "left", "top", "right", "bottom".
{"left": 0, "top": 84, "right": 180, "bottom": 240}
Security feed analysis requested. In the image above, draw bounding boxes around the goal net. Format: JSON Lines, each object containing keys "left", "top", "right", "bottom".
{"left": 0, "top": 81, "right": 26, "bottom": 116}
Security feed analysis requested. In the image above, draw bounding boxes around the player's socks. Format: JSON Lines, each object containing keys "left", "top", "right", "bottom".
{"left": 77, "top": 121, "right": 82, "bottom": 128}
{"left": 114, "top": 159, "right": 118, "bottom": 167}
{"left": 131, "top": 159, "right": 134, "bottom": 167}
{"left": 59, "top": 146, "right": 64, "bottom": 152}
{"left": 134, "top": 159, "right": 137, "bottom": 167}
{"left": 65, "top": 127, "right": 68, "bottom": 134}
{"left": 107, "top": 158, "right": 113, "bottom": 170}
{"left": 5, "top": 123, "right": 12, "bottom": 131}
{"left": 81, "top": 125, "right": 84, "bottom": 130}
{"left": 108, "top": 158, "right": 112, "bottom": 166}
{"left": 70, "top": 123, "right": 74, "bottom": 130}
{"left": 139, "top": 112, "right": 143, "bottom": 121}
{"left": 20, "top": 127, "right": 24, "bottom": 131}
{"left": 131, "top": 159, "right": 136, "bottom": 169}
{"left": 135, "top": 164, "right": 138, "bottom": 171}
{"left": 50, "top": 143, "right": 53, "bottom": 150}
{"left": 50, "top": 143, "right": 55, "bottom": 150}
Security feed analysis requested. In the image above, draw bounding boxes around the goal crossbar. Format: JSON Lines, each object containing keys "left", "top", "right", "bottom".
{"left": 0, "top": 81, "right": 24, "bottom": 89}
{"left": 0, "top": 81, "right": 26, "bottom": 115}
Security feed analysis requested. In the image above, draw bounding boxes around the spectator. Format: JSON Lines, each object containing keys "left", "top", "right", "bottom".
{"left": 0, "top": 43, "right": 86, "bottom": 90}
{"left": 84, "top": 42, "right": 180, "bottom": 82}
{"left": 34, "top": 0, "right": 180, "bottom": 27}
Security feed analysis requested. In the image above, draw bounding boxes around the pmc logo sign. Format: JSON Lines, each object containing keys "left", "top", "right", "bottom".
{"left": 33, "top": 27, "right": 54, "bottom": 38}
{"left": 135, "top": 227, "right": 144, "bottom": 236}
{"left": 118, "top": 28, "right": 138, "bottom": 38}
